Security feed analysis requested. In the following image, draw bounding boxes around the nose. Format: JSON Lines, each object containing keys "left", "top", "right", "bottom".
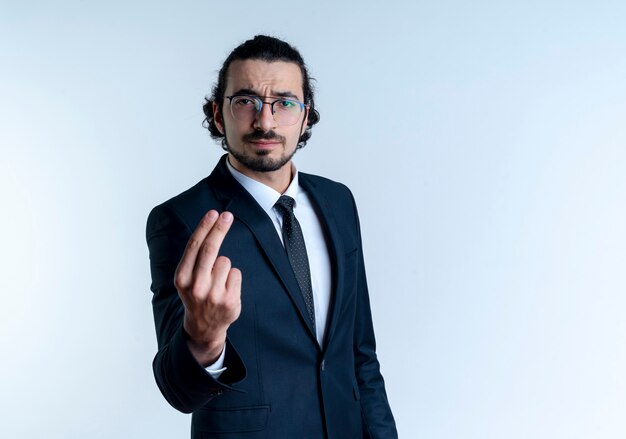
{"left": 253, "top": 101, "right": 278, "bottom": 131}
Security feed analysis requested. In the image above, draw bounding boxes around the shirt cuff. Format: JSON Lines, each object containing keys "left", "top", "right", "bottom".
{"left": 205, "top": 345, "right": 227, "bottom": 379}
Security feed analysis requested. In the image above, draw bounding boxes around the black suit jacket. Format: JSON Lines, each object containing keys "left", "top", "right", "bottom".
{"left": 146, "top": 155, "right": 397, "bottom": 438}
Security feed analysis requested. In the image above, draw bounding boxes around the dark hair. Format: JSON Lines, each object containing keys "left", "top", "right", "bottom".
{"left": 202, "top": 35, "right": 320, "bottom": 150}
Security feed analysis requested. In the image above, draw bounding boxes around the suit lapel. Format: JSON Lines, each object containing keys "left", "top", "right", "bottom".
{"left": 299, "top": 174, "right": 346, "bottom": 351}
{"left": 209, "top": 156, "right": 318, "bottom": 343}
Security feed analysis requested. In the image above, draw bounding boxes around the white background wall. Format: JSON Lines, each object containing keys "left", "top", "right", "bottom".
{"left": 1, "top": 1, "right": 625, "bottom": 437}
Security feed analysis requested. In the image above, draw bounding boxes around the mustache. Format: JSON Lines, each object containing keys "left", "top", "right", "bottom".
{"left": 243, "top": 130, "right": 286, "bottom": 143}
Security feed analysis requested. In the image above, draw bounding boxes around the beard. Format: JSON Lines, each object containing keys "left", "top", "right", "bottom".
{"left": 225, "top": 130, "right": 297, "bottom": 172}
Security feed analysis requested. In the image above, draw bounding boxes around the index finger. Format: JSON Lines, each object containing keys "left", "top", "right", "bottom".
{"left": 175, "top": 210, "right": 220, "bottom": 286}
{"left": 192, "top": 211, "right": 235, "bottom": 278}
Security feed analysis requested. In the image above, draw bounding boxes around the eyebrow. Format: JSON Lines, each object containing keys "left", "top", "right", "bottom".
{"left": 231, "top": 88, "right": 301, "bottom": 100}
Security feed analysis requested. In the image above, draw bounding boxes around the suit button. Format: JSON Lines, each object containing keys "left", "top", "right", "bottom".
{"left": 320, "top": 360, "right": 326, "bottom": 371}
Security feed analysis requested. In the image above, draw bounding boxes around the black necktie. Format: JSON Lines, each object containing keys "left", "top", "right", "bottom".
{"left": 274, "top": 195, "right": 316, "bottom": 331}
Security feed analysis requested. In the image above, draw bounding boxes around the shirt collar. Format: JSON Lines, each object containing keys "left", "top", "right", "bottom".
{"left": 226, "top": 156, "right": 301, "bottom": 213}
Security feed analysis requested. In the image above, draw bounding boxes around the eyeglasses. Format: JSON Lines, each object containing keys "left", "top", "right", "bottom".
{"left": 225, "top": 95, "right": 307, "bottom": 126}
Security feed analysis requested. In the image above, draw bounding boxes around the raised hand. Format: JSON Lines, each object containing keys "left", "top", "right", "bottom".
{"left": 174, "top": 210, "right": 242, "bottom": 366}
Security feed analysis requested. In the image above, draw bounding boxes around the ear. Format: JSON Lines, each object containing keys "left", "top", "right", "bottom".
{"left": 213, "top": 101, "right": 225, "bottom": 134}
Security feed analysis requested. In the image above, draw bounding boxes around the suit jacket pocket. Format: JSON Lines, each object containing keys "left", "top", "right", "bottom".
{"left": 193, "top": 405, "right": 270, "bottom": 433}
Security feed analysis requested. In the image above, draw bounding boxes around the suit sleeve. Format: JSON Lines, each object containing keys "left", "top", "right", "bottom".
{"left": 146, "top": 204, "right": 246, "bottom": 414}
{"left": 348, "top": 190, "right": 399, "bottom": 439}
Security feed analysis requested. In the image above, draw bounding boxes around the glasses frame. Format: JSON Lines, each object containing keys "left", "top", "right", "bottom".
{"left": 225, "top": 94, "right": 308, "bottom": 126}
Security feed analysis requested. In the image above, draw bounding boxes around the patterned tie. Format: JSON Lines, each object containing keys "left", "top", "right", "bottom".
{"left": 274, "top": 195, "right": 316, "bottom": 331}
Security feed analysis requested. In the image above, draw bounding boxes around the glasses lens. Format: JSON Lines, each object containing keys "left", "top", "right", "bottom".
{"left": 272, "top": 99, "right": 303, "bottom": 126}
{"left": 230, "top": 96, "right": 260, "bottom": 123}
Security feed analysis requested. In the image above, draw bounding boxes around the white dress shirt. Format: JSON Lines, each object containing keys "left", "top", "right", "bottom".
{"left": 206, "top": 158, "right": 332, "bottom": 376}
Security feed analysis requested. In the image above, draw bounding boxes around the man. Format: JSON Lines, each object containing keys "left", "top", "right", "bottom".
{"left": 146, "top": 35, "right": 397, "bottom": 438}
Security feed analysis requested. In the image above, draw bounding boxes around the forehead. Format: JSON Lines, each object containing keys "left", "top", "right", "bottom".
{"left": 225, "top": 59, "right": 304, "bottom": 99}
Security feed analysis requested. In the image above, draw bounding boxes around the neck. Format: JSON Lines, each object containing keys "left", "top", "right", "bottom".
{"left": 228, "top": 154, "right": 293, "bottom": 193}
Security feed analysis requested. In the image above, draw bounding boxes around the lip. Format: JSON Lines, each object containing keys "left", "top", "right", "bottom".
{"left": 249, "top": 140, "right": 281, "bottom": 149}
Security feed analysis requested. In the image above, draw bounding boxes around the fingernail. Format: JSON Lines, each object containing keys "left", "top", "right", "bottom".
{"left": 207, "top": 210, "right": 218, "bottom": 221}
{"left": 221, "top": 212, "right": 233, "bottom": 223}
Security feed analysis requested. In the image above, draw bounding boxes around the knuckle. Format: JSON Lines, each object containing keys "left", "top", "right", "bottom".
{"left": 174, "top": 272, "right": 187, "bottom": 291}
{"left": 187, "top": 238, "right": 201, "bottom": 251}
{"left": 174, "top": 277, "right": 183, "bottom": 291}
{"left": 189, "top": 285, "right": 202, "bottom": 299}
{"left": 205, "top": 288, "right": 222, "bottom": 305}
{"left": 213, "top": 219, "right": 232, "bottom": 234}
{"left": 189, "top": 281, "right": 209, "bottom": 300}
{"left": 201, "top": 241, "right": 219, "bottom": 257}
